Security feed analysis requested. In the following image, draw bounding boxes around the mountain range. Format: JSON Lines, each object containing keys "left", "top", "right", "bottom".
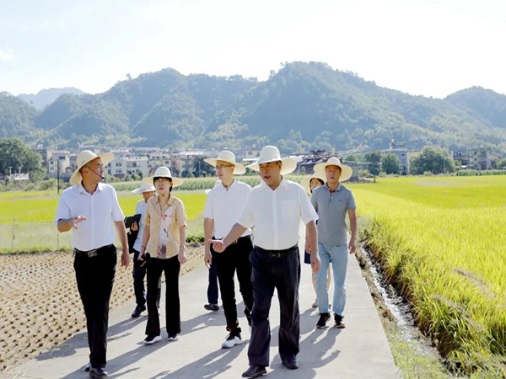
{"left": 1, "top": 61, "right": 506, "bottom": 154}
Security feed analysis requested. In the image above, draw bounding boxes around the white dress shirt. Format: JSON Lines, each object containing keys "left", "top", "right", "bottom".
{"left": 133, "top": 199, "right": 147, "bottom": 252}
{"left": 54, "top": 182, "right": 125, "bottom": 251}
{"left": 237, "top": 179, "right": 318, "bottom": 250}
{"left": 203, "top": 180, "right": 252, "bottom": 239}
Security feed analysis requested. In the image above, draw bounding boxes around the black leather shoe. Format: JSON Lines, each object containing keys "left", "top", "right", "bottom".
{"left": 242, "top": 365, "right": 267, "bottom": 378}
{"left": 89, "top": 367, "right": 108, "bottom": 378}
{"left": 282, "top": 359, "right": 299, "bottom": 370}
{"left": 204, "top": 303, "right": 219, "bottom": 311}
{"left": 131, "top": 305, "right": 146, "bottom": 318}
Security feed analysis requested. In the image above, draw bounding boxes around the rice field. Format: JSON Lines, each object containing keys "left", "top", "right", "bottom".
{"left": 0, "top": 189, "right": 207, "bottom": 253}
{"left": 350, "top": 176, "right": 506, "bottom": 377}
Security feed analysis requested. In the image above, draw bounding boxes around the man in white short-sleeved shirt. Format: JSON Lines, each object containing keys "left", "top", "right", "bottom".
{"left": 54, "top": 150, "right": 129, "bottom": 378}
{"left": 203, "top": 150, "right": 254, "bottom": 349}
{"left": 211, "top": 146, "right": 320, "bottom": 378}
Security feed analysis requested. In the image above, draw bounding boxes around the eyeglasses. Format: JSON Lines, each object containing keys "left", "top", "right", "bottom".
{"left": 215, "top": 164, "right": 234, "bottom": 170}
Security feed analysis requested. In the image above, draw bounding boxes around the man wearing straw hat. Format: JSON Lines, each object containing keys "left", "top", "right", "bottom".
{"left": 311, "top": 157, "right": 357, "bottom": 330}
{"left": 54, "top": 150, "right": 130, "bottom": 378}
{"left": 203, "top": 150, "right": 254, "bottom": 349}
{"left": 211, "top": 145, "right": 320, "bottom": 378}
{"left": 128, "top": 182, "right": 156, "bottom": 319}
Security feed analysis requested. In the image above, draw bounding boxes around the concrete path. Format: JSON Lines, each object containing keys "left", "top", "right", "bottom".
{"left": 4, "top": 247, "right": 400, "bottom": 379}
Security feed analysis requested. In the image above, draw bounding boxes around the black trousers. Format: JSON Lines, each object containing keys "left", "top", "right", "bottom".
{"left": 132, "top": 249, "right": 147, "bottom": 307}
{"left": 207, "top": 250, "right": 219, "bottom": 305}
{"left": 248, "top": 245, "right": 301, "bottom": 366}
{"left": 213, "top": 236, "right": 254, "bottom": 332}
{"left": 74, "top": 244, "right": 117, "bottom": 369}
{"left": 145, "top": 256, "right": 181, "bottom": 337}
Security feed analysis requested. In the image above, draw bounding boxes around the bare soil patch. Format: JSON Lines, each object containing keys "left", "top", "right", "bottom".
{"left": 0, "top": 246, "right": 203, "bottom": 373}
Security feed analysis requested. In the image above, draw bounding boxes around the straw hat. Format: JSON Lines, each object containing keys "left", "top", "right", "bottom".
{"left": 314, "top": 157, "right": 353, "bottom": 182}
{"left": 70, "top": 150, "right": 114, "bottom": 185}
{"left": 246, "top": 145, "right": 297, "bottom": 175}
{"left": 131, "top": 182, "right": 156, "bottom": 194}
{"left": 143, "top": 166, "right": 183, "bottom": 187}
{"left": 301, "top": 174, "right": 325, "bottom": 193}
{"left": 204, "top": 150, "right": 246, "bottom": 175}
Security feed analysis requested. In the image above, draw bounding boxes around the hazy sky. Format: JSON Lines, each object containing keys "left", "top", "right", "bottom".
{"left": 1, "top": 0, "right": 505, "bottom": 98}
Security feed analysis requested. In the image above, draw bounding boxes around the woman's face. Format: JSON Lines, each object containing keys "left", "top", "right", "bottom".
{"left": 154, "top": 177, "right": 172, "bottom": 194}
{"left": 310, "top": 178, "right": 323, "bottom": 192}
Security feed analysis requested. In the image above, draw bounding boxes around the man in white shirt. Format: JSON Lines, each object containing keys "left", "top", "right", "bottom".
{"left": 211, "top": 146, "right": 320, "bottom": 378}
{"left": 128, "top": 182, "right": 156, "bottom": 318}
{"left": 203, "top": 151, "right": 253, "bottom": 349}
{"left": 55, "top": 150, "right": 130, "bottom": 379}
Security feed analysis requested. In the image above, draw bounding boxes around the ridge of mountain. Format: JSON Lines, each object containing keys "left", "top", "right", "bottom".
{"left": 1, "top": 62, "right": 505, "bottom": 153}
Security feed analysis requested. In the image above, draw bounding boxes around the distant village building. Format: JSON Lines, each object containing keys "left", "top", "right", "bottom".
{"left": 107, "top": 156, "right": 150, "bottom": 179}
{"left": 381, "top": 147, "right": 409, "bottom": 175}
{"left": 47, "top": 152, "right": 72, "bottom": 178}
{"left": 468, "top": 148, "right": 491, "bottom": 170}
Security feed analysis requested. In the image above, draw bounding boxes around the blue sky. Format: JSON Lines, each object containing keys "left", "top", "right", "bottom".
{"left": 1, "top": 0, "right": 505, "bottom": 98}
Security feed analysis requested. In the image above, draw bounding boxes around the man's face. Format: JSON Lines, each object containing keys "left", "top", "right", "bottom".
{"left": 325, "top": 165, "right": 341, "bottom": 183}
{"left": 142, "top": 191, "right": 155, "bottom": 202}
{"left": 259, "top": 161, "right": 282, "bottom": 187}
{"left": 215, "top": 160, "right": 234, "bottom": 181}
{"left": 82, "top": 158, "right": 104, "bottom": 182}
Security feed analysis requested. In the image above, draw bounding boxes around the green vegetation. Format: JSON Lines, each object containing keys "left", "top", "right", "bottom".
{"left": 0, "top": 189, "right": 208, "bottom": 253}
{"left": 0, "top": 139, "right": 45, "bottom": 181}
{"left": 352, "top": 176, "right": 506, "bottom": 377}
{"left": 3, "top": 62, "right": 506, "bottom": 153}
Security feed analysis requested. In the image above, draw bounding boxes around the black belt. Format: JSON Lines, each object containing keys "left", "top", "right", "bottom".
{"left": 74, "top": 244, "right": 114, "bottom": 258}
{"left": 255, "top": 244, "right": 298, "bottom": 258}
{"left": 215, "top": 235, "right": 251, "bottom": 245}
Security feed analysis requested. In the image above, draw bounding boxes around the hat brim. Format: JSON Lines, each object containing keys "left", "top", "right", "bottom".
{"left": 301, "top": 175, "right": 326, "bottom": 193}
{"left": 314, "top": 162, "right": 353, "bottom": 182}
{"left": 143, "top": 176, "right": 184, "bottom": 188}
{"left": 131, "top": 186, "right": 156, "bottom": 194}
{"left": 246, "top": 157, "right": 297, "bottom": 175}
{"left": 69, "top": 152, "right": 114, "bottom": 185}
{"left": 203, "top": 158, "right": 246, "bottom": 175}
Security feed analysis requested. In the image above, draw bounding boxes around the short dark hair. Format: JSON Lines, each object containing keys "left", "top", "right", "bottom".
{"left": 153, "top": 177, "right": 173, "bottom": 192}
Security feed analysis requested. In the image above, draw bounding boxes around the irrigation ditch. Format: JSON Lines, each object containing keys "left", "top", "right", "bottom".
{"left": 355, "top": 247, "right": 461, "bottom": 378}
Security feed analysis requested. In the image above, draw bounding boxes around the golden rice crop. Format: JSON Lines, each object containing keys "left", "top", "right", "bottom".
{"left": 0, "top": 190, "right": 207, "bottom": 252}
{"left": 351, "top": 176, "right": 506, "bottom": 376}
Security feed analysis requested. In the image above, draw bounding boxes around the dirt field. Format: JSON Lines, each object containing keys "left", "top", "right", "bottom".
{"left": 0, "top": 246, "right": 203, "bottom": 373}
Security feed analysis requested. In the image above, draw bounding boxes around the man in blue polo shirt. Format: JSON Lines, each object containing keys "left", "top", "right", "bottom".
{"left": 311, "top": 156, "right": 357, "bottom": 330}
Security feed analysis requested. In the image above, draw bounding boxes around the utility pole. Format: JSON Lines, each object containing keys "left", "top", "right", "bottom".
{"left": 57, "top": 158, "right": 60, "bottom": 194}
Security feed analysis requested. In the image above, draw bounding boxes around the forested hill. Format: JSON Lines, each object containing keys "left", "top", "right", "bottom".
{"left": 1, "top": 62, "right": 506, "bottom": 153}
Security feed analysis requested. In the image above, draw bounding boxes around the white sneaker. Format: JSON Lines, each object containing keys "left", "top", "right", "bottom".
{"left": 143, "top": 335, "right": 161, "bottom": 345}
{"left": 167, "top": 335, "right": 178, "bottom": 342}
{"left": 221, "top": 333, "right": 242, "bottom": 348}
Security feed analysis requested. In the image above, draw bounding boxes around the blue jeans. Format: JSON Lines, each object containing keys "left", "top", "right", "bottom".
{"left": 316, "top": 243, "right": 348, "bottom": 316}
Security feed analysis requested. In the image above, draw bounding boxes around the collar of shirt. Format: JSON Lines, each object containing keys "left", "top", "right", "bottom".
{"left": 154, "top": 194, "right": 175, "bottom": 208}
{"left": 76, "top": 182, "right": 106, "bottom": 194}
{"left": 325, "top": 183, "right": 342, "bottom": 193}
{"left": 259, "top": 177, "right": 288, "bottom": 190}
